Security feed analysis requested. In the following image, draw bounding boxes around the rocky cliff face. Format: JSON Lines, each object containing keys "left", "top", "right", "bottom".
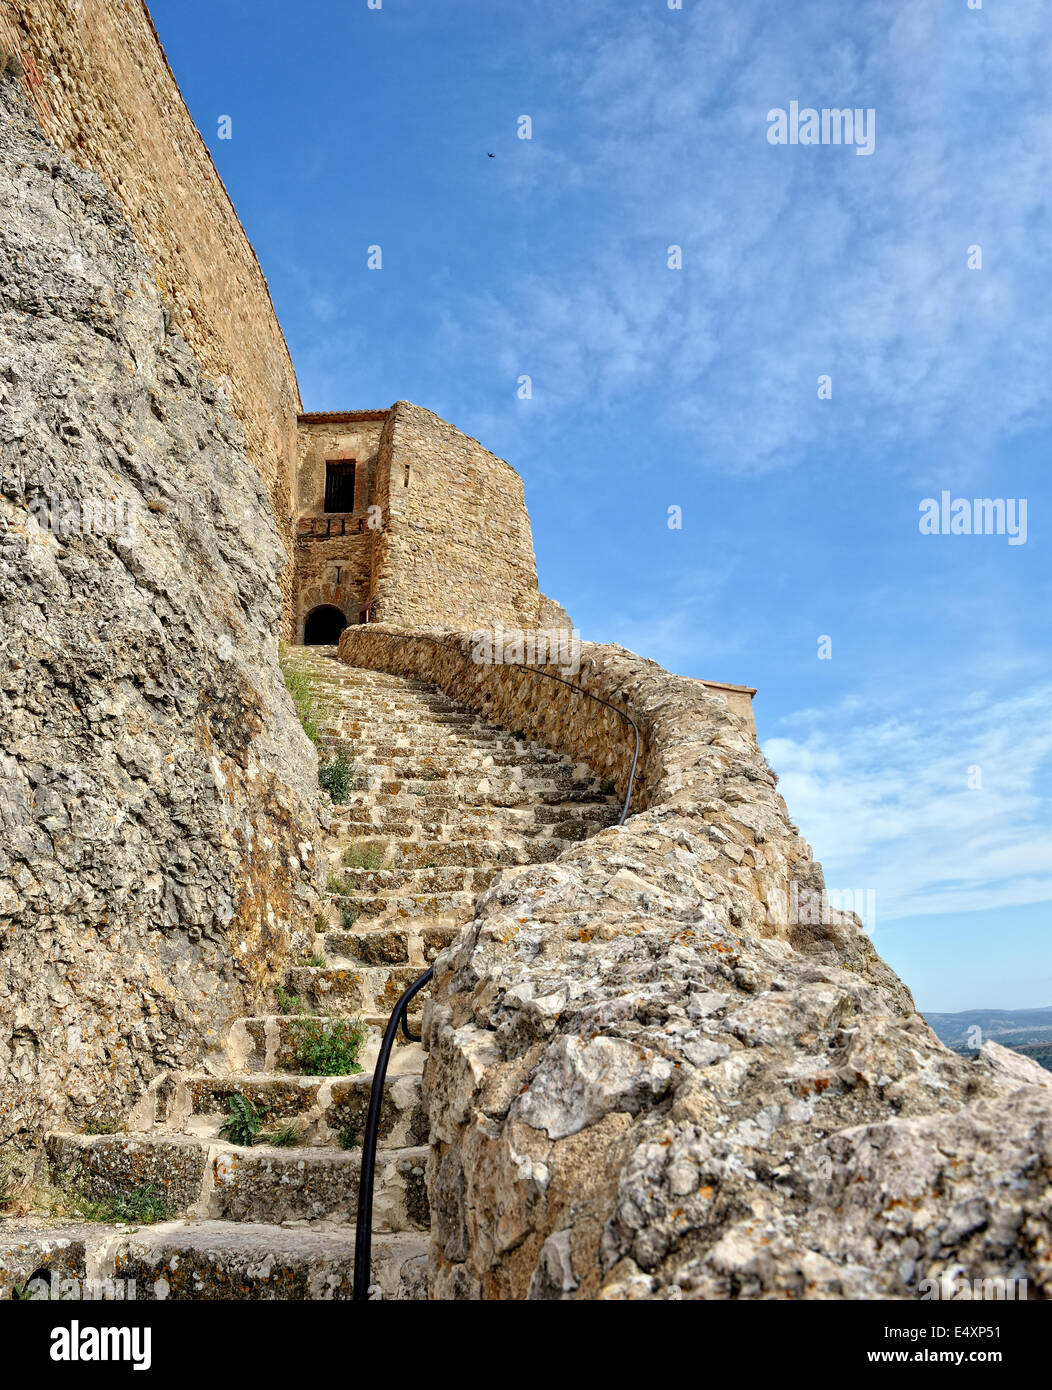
{"left": 0, "top": 77, "right": 318, "bottom": 1140}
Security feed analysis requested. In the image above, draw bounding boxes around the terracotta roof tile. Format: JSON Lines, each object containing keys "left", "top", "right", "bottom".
{"left": 298, "top": 409, "right": 390, "bottom": 423}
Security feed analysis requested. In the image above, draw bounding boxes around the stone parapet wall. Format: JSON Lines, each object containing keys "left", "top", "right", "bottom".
{"left": 338, "top": 625, "right": 848, "bottom": 954}
{"left": 340, "top": 623, "right": 642, "bottom": 809}
{"left": 0, "top": 0, "right": 302, "bottom": 627}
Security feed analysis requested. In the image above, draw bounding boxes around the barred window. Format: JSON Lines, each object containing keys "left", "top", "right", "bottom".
{"left": 324, "top": 462, "right": 356, "bottom": 513}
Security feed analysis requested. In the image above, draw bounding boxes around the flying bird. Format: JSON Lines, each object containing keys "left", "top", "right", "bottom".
{"left": 487, "top": 152, "right": 495, "bottom": 158}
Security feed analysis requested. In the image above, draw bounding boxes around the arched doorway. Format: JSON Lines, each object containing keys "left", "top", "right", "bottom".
{"left": 303, "top": 605, "right": 348, "bottom": 645}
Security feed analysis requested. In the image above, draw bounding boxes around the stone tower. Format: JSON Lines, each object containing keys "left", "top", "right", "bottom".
{"left": 294, "top": 399, "right": 566, "bottom": 643}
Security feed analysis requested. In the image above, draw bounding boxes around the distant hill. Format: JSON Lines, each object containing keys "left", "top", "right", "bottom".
{"left": 924, "top": 1006, "right": 1052, "bottom": 1072}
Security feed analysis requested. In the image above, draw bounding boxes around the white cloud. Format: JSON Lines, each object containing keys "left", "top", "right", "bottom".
{"left": 764, "top": 684, "right": 1052, "bottom": 923}
{"left": 431, "top": 0, "right": 1052, "bottom": 471}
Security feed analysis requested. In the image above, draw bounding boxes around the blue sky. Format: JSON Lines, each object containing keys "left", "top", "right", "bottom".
{"left": 149, "top": 0, "right": 1050, "bottom": 1013}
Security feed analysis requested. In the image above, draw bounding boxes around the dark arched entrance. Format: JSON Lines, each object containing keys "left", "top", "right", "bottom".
{"left": 304, "top": 605, "right": 348, "bottom": 646}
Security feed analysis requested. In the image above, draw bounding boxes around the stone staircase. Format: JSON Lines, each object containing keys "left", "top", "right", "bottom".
{"left": 25, "top": 647, "right": 618, "bottom": 1300}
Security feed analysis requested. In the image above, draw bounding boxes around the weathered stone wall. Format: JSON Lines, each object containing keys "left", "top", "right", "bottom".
{"left": 294, "top": 533, "right": 374, "bottom": 641}
{"left": 369, "top": 403, "right": 543, "bottom": 631}
{"left": 0, "top": 77, "right": 319, "bottom": 1140}
{"left": 536, "top": 591, "right": 575, "bottom": 635}
{"left": 338, "top": 625, "right": 1052, "bottom": 1301}
{"left": 295, "top": 414, "right": 385, "bottom": 518}
{"left": 294, "top": 414, "right": 386, "bottom": 637}
{"left": 0, "top": 0, "right": 302, "bottom": 629}
{"left": 686, "top": 677, "right": 755, "bottom": 733}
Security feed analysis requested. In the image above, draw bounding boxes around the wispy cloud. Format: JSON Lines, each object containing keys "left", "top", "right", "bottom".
{"left": 764, "top": 684, "right": 1052, "bottom": 923}
{"left": 434, "top": 0, "right": 1052, "bottom": 471}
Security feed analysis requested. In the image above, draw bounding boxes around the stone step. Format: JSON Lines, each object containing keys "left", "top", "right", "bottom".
{"left": 333, "top": 865, "right": 488, "bottom": 894}
{"left": 345, "top": 739, "right": 569, "bottom": 765}
{"left": 318, "top": 700, "right": 449, "bottom": 717}
{"left": 387, "top": 810, "right": 532, "bottom": 837}
{"left": 45, "top": 1132, "right": 429, "bottom": 1232}
{"left": 345, "top": 760, "right": 596, "bottom": 791}
{"left": 330, "top": 833, "right": 570, "bottom": 868}
{"left": 111, "top": 1221, "right": 427, "bottom": 1299}
{"left": 325, "top": 1071, "right": 428, "bottom": 1149}
{"left": 386, "top": 837, "right": 571, "bottom": 868}
{"left": 324, "top": 724, "right": 510, "bottom": 742}
{"left": 298, "top": 921, "right": 458, "bottom": 974}
{"left": 369, "top": 781, "right": 603, "bottom": 804}
{"left": 329, "top": 889, "right": 476, "bottom": 924}
{"left": 347, "top": 739, "right": 564, "bottom": 765}
{"left": 144, "top": 1066, "right": 425, "bottom": 1138}
{"left": 313, "top": 687, "right": 461, "bottom": 706}
{"left": 334, "top": 714, "right": 482, "bottom": 733}
{"left": 336, "top": 796, "right": 616, "bottom": 829}
{"left": 334, "top": 815, "right": 580, "bottom": 848}
{"left": 238, "top": 1001, "right": 422, "bottom": 1070}
{"left": 0, "top": 1220, "right": 425, "bottom": 1301}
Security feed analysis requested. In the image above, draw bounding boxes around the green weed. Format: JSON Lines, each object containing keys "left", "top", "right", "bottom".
{"left": 291, "top": 1017, "right": 366, "bottom": 1077}
{"left": 62, "top": 1181, "right": 174, "bottom": 1225}
{"left": 279, "top": 651, "right": 324, "bottom": 746}
{"left": 219, "top": 1095, "right": 267, "bottom": 1147}
{"left": 318, "top": 740, "right": 356, "bottom": 803}
{"left": 276, "top": 986, "right": 307, "bottom": 1016}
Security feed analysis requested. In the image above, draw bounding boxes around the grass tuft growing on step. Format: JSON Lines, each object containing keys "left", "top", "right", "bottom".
{"left": 219, "top": 1094, "right": 268, "bottom": 1147}
{"left": 82, "top": 1117, "right": 126, "bottom": 1136}
{"left": 318, "top": 739, "right": 356, "bottom": 803}
{"left": 341, "top": 842, "right": 387, "bottom": 870}
{"left": 337, "top": 1123, "right": 361, "bottom": 1150}
{"left": 276, "top": 985, "right": 307, "bottom": 1015}
{"left": 5, "top": 1151, "right": 173, "bottom": 1226}
{"left": 86, "top": 1183, "right": 175, "bottom": 1225}
{"left": 55, "top": 1179, "right": 175, "bottom": 1226}
{"left": 279, "top": 648, "right": 325, "bottom": 746}
{"left": 264, "top": 1122, "right": 306, "bottom": 1148}
{"left": 291, "top": 1017, "right": 367, "bottom": 1076}
{"left": 279, "top": 649, "right": 356, "bottom": 802}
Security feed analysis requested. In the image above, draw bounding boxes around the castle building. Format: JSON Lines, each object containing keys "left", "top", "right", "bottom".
{"left": 294, "top": 399, "right": 569, "bottom": 644}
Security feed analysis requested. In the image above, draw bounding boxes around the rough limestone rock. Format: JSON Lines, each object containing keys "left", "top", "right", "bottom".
{"left": 400, "top": 636, "right": 1052, "bottom": 1300}
{"left": 0, "top": 78, "right": 318, "bottom": 1140}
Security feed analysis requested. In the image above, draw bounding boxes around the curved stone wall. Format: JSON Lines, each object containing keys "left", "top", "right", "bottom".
{"left": 338, "top": 623, "right": 862, "bottom": 958}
